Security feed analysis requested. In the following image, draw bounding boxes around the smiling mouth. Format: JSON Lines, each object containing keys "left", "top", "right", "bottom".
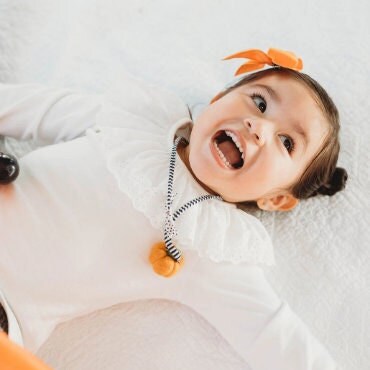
{"left": 213, "top": 130, "right": 244, "bottom": 169}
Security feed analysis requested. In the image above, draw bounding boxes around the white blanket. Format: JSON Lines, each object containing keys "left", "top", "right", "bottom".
{"left": 0, "top": 0, "right": 369, "bottom": 369}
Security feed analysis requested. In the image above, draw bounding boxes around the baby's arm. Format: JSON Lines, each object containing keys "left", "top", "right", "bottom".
{"left": 0, "top": 83, "right": 102, "bottom": 145}
{"left": 180, "top": 256, "right": 337, "bottom": 370}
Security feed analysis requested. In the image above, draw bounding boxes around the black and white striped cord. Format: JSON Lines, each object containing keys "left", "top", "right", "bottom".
{"left": 164, "top": 137, "right": 222, "bottom": 262}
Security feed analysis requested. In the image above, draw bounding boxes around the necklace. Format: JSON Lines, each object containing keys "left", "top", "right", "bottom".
{"left": 149, "top": 137, "right": 222, "bottom": 277}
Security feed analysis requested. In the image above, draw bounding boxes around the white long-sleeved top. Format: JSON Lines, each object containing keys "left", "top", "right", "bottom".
{"left": 0, "top": 74, "right": 337, "bottom": 370}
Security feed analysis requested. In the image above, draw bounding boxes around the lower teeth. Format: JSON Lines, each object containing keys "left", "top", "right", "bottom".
{"left": 214, "top": 143, "right": 233, "bottom": 168}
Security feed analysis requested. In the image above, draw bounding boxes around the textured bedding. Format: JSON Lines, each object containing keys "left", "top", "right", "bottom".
{"left": 0, "top": 0, "right": 369, "bottom": 369}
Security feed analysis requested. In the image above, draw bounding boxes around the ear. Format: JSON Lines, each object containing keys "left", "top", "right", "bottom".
{"left": 256, "top": 194, "right": 299, "bottom": 212}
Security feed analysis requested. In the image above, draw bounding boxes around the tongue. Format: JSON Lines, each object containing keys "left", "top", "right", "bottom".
{"left": 218, "top": 141, "right": 241, "bottom": 166}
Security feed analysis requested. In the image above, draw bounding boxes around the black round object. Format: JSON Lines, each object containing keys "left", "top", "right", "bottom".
{"left": 0, "top": 152, "right": 20, "bottom": 184}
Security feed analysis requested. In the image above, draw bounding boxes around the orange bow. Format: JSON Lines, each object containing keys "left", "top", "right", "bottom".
{"left": 223, "top": 48, "right": 303, "bottom": 75}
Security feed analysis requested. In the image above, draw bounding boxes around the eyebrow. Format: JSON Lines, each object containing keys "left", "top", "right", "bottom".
{"left": 252, "top": 83, "right": 281, "bottom": 102}
{"left": 253, "top": 83, "right": 309, "bottom": 152}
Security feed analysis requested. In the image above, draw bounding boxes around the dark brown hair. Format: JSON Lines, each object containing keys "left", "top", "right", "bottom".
{"left": 214, "top": 67, "right": 348, "bottom": 201}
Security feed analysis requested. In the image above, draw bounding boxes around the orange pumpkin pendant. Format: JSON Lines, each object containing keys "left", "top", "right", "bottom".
{"left": 149, "top": 242, "right": 184, "bottom": 278}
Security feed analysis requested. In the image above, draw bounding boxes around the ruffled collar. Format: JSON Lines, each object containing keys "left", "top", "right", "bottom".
{"left": 88, "top": 73, "right": 275, "bottom": 266}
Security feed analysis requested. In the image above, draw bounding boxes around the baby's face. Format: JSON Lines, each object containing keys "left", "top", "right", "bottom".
{"left": 182, "top": 74, "right": 329, "bottom": 204}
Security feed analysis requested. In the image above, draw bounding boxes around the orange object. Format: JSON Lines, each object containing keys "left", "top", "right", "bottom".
{"left": 223, "top": 47, "right": 303, "bottom": 75}
{"left": 149, "top": 241, "right": 184, "bottom": 277}
{"left": 0, "top": 331, "right": 52, "bottom": 370}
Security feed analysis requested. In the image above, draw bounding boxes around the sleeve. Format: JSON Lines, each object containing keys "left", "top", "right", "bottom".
{"left": 180, "top": 256, "right": 337, "bottom": 370}
{"left": 0, "top": 83, "right": 102, "bottom": 145}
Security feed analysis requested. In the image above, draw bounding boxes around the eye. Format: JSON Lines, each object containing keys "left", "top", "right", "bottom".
{"left": 279, "top": 135, "right": 295, "bottom": 153}
{"left": 251, "top": 93, "right": 267, "bottom": 113}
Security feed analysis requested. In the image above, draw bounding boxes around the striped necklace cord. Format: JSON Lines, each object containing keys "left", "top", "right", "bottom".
{"left": 164, "top": 137, "right": 223, "bottom": 262}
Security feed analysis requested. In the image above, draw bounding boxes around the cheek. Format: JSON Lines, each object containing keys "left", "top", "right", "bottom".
{"left": 188, "top": 142, "right": 208, "bottom": 171}
{"left": 188, "top": 142, "right": 216, "bottom": 185}
{"left": 189, "top": 118, "right": 217, "bottom": 152}
{"left": 188, "top": 126, "right": 204, "bottom": 154}
{"left": 194, "top": 98, "right": 237, "bottom": 132}
{"left": 251, "top": 152, "right": 286, "bottom": 183}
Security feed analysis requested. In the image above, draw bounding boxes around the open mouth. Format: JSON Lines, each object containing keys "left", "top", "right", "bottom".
{"left": 212, "top": 130, "right": 244, "bottom": 169}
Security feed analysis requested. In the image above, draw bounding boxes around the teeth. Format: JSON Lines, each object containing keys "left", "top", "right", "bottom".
{"left": 214, "top": 142, "right": 233, "bottom": 169}
{"left": 225, "top": 130, "right": 244, "bottom": 159}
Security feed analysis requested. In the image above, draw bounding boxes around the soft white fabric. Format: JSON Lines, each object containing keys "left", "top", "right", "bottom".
{"left": 0, "top": 78, "right": 335, "bottom": 369}
{"left": 91, "top": 72, "right": 275, "bottom": 266}
{"left": 0, "top": 1, "right": 369, "bottom": 369}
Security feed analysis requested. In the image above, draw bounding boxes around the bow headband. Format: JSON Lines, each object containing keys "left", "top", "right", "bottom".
{"left": 223, "top": 47, "right": 303, "bottom": 75}
{"left": 209, "top": 48, "right": 303, "bottom": 104}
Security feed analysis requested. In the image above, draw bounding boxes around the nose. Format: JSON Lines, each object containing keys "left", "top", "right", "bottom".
{"left": 243, "top": 118, "right": 273, "bottom": 147}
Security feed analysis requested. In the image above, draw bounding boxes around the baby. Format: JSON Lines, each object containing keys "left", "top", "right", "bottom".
{"left": 0, "top": 48, "right": 346, "bottom": 369}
